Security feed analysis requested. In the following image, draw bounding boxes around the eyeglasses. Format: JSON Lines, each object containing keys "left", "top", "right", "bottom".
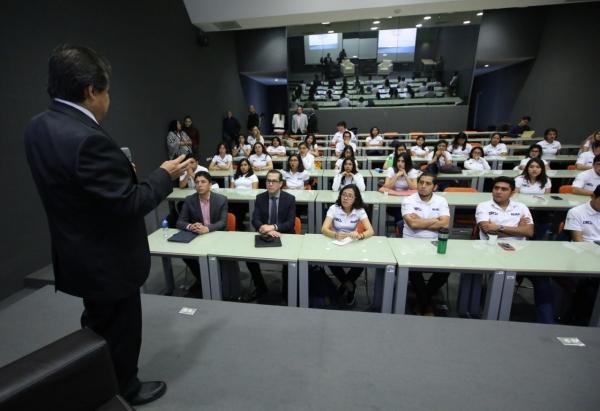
{"left": 341, "top": 193, "right": 355, "bottom": 199}
{"left": 266, "top": 179, "right": 281, "bottom": 184}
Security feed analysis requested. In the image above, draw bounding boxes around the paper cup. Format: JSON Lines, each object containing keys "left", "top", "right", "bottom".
{"left": 488, "top": 234, "right": 498, "bottom": 245}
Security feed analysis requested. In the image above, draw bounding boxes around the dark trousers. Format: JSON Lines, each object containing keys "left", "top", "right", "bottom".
{"left": 183, "top": 258, "right": 204, "bottom": 297}
{"left": 410, "top": 272, "right": 450, "bottom": 311}
{"left": 81, "top": 291, "right": 142, "bottom": 395}
{"left": 329, "top": 266, "right": 363, "bottom": 285}
{"left": 247, "top": 262, "right": 288, "bottom": 295}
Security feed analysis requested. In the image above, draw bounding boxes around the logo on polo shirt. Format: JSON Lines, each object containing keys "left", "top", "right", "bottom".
{"left": 432, "top": 208, "right": 440, "bottom": 211}
{"left": 334, "top": 218, "right": 342, "bottom": 222}
{"left": 510, "top": 212, "right": 520, "bottom": 216}
{"left": 488, "top": 211, "right": 498, "bottom": 216}
{"left": 414, "top": 207, "right": 422, "bottom": 211}
{"left": 582, "top": 220, "right": 593, "bottom": 225}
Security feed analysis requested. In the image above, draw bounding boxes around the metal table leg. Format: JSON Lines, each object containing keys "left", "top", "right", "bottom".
{"left": 161, "top": 257, "right": 175, "bottom": 296}
{"left": 381, "top": 264, "right": 395, "bottom": 313}
{"left": 482, "top": 270, "right": 506, "bottom": 320}
{"left": 497, "top": 271, "right": 517, "bottom": 321}
{"left": 298, "top": 260, "right": 309, "bottom": 308}
{"left": 393, "top": 266, "right": 409, "bottom": 314}
{"left": 287, "top": 261, "right": 298, "bottom": 307}
{"left": 208, "top": 256, "right": 221, "bottom": 300}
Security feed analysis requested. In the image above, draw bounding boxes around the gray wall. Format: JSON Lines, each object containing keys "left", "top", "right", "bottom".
{"left": 0, "top": 0, "right": 247, "bottom": 299}
{"left": 236, "top": 28, "right": 287, "bottom": 73}
{"left": 315, "top": 106, "right": 469, "bottom": 135}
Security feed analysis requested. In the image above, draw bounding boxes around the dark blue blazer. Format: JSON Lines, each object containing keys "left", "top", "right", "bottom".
{"left": 251, "top": 190, "right": 296, "bottom": 234}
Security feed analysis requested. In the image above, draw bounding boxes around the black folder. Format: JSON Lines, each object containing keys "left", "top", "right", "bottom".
{"left": 254, "top": 234, "right": 282, "bottom": 248}
{"left": 167, "top": 230, "right": 198, "bottom": 243}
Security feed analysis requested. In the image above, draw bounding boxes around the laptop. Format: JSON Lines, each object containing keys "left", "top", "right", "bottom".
{"left": 521, "top": 130, "right": 535, "bottom": 139}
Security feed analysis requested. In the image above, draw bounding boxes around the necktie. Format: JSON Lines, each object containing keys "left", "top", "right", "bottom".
{"left": 269, "top": 197, "right": 277, "bottom": 225}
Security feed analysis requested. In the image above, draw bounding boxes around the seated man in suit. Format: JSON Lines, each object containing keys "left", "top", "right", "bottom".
{"left": 244, "top": 170, "right": 296, "bottom": 303}
{"left": 177, "top": 171, "right": 228, "bottom": 297}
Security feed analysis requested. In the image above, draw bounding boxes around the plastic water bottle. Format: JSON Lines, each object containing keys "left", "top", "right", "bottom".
{"left": 162, "top": 219, "right": 169, "bottom": 238}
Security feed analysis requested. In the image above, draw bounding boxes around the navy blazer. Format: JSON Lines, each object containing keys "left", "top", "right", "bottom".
{"left": 252, "top": 190, "right": 296, "bottom": 234}
{"left": 25, "top": 101, "right": 173, "bottom": 299}
{"left": 176, "top": 192, "right": 228, "bottom": 232}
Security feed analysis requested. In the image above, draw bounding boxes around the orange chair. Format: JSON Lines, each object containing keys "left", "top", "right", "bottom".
{"left": 444, "top": 187, "right": 477, "bottom": 227}
{"left": 227, "top": 213, "right": 236, "bottom": 231}
{"left": 567, "top": 164, "right": 577, "bottom": 170}
{"left": 444, "top": 187, "right": 477, "bottom": 193}
{"left": 470, "top": 142, "right": 482, "bottom": 148}
{"left": 356, "top": 221, "right": 365, "bottom": 234}
{"left": 559, "top": 185, "right": 573, "bottom": 194}
{"left": 409, "top": 132, "right": 424, "bottom": 140}
{"left": 294, "top": 217, "right": 302, "bottom": 234}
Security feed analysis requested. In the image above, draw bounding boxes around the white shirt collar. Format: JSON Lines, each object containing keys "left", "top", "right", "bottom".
{"left": 54, "top": 98, "right": 98, "bottom": 124}
{"left": 491, "top": 199, "right": 516, "bottom": 210}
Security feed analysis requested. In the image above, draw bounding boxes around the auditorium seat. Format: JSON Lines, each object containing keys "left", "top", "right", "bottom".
{"left": 377, "top": 59, "right": 393, "bottom": 75}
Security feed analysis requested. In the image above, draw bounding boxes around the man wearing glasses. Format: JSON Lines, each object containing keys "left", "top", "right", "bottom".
{"left": 243, "top": 170, "right": 296, "bottom": 302}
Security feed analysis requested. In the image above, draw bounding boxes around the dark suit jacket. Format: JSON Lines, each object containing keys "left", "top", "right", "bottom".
{"left": 176, "top": 192, "right": 228, "bottom": 232}
{"left": 252, "top": 190, "right": 296, "bottom": 234}
{"left": 25, "top": 101, "right": 173, "bottom": 299}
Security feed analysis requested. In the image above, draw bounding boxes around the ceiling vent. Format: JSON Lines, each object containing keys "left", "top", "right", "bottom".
{"left": 214, "top": 21, "right": 242, "bottom": 30}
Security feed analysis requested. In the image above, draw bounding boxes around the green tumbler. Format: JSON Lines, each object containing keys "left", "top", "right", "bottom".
{"left": 437, "top": 228, "right": 449, "bottom": 254}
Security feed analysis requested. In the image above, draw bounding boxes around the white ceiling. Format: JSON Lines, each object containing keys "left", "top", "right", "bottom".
{"left": 183, "top": 0, "right": 589, "bottom": 32}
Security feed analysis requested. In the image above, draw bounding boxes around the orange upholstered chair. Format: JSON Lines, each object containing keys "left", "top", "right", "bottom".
{"left": 227, "top": 213, "right": 236, "bottom": 231}
{"left": 559, "top": 185, "right": 573, "bottom": 194}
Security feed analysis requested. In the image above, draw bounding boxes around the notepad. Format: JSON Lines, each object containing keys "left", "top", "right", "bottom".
{"left": 167, "top": 230, "right": 198, "bottom": 243}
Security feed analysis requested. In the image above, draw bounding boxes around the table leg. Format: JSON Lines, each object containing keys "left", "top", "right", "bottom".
{"left": 482, "top": 270, "right": 505, "bottom": 320}
{"left": 315, "top": 202, "right": 323, "bottom": 232}
{"left": 497, "top": 271, "right": 517, "bottom": 321}
{"left": 161, "top": 257, "right": 175, "bottom": 296}
{"left": 287, "top": 261, "right": 298, "bottom": 307}
{"left": 298, "top": 260, "right": 309, "bottom": 308}
{"left": 198, "top": 256, "right": 211, "bottom": 300}
{"left": 393, "top": 267, "right": 409, "bottom": 314}
{"left": 249, "top": 200, "right": 256, "bottom": 218}
{"left": 377, "top": 204, "right": 385, "bottom": 236}
{"left": 448, "top": 205, "right": 456, "bottom": 232}
{"left": 381, "top": 264, "right": 395, "bottom": 313}
{"left": 589, "top": 286, "right": 600, "bottom": 327}
{"left": 208, "top": 256, "right": 222, "bottom": 300}
{"left": 307, "top": 201, "right": 315, "bottom": 234}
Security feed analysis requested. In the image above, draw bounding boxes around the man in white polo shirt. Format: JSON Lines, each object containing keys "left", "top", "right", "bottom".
{"left": 330, "top": 120, "right": 356, "bottom": 147}
{"left": 402, "top": 173, "right": 450, "bottom": 316}
{"left": 565, "top": 185, "right": 600, "bottom": 242}
{"left": 475, "top": 176, "right": 553, "bottom": 324}
{"left": 572, "top": 154, "right": 600, "bottom": 196}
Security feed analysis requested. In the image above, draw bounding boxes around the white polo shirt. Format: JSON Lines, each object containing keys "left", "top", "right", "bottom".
{"left": 233, "top": 173, "right": 258, "bottom": 189}
{"left": 475, "top": 199, "right": 533, "bottom": 241}
{"left": 326, "top": 204, "right": 368, "bottom": 232}
{"left": 335, "top": 158, "right": 359, "bottom": 171}
{"left": 211, "top": 154, "right": 232, "bottom": 167}
{"left": 247, "top": 135, "right": 265, "bottom": 146}
{"left": 332, "top": 172, "right": 366, "bottom": 192}
{"left": 267, "top": 145, "right": 287, "bottom": 156}
{"left": 463, "top": 158, "right": 490, "bottom": 170}
{"left": 386, "top": 167, "right": 421, "bottom": 190}
{"left": 515, "top": 175, "right": 552, "bottom": 194}
{"left": 366, "top": 135, "right": 384, "bottom": 146}
{"left": 410, "top": 145, "right": 429, "bottom": 156}
{"left": 538, "top": 139, "right": 561, "bottom": 155}
{"left": 301, "top": 153, "right": 315, "bottom": 170}
{"left": 331, "top": 130, "right": 357, "bottom": 145}
{"left": 483, "top": 143, "right": 508, "bottom": 156}
{"left": 573, "top": 169, "right": 600, "bottom": 192}
{"left": 565, "top": 202, "right": 600, "bottom": 242}
{"left": 426, "top": 151, "right": 453, "bottom": 166}
{"left": 335, "top": 141, "right": 357, "bottom": 154}
{"left": 517, "top": 157, "right": 549, "bottom": 169}
{"left": 576, "top": 151, "right": 596, "bottom": 167}
{"left": 401, "top": 193, "right": 450, "bottom": 239}
{"left": 179, "top": 165, "right": 209, "bottom": 188}
{"left": 281, "top": 170, "right": 309, "bottom": 190}
{"left": 248, "top": 153, "right": 270, "bottom": 168}
{"left": 448, "top": 143, "right": 472, "bottom": 156}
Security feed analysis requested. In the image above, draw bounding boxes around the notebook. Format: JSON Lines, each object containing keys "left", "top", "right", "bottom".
{"left": 167, "top": 230, "right": 198, "bottom": 243}
{"left": 255, "top": 234, "right": 282, "bottom": 248}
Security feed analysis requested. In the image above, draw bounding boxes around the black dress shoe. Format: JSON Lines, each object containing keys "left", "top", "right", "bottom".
{"left": 241, "top": 288, "right": 268, "bottom": 303}
{"left": 124, "top": 381, "right": 167, "bottom": 406}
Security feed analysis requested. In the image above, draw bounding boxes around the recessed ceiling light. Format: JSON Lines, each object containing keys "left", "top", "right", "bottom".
{"left": 321, "top": 21, "right": 330, "bottom": 25}
{"left": 484, "top": 64, "right": 489, "bottom": 68}
{"left": 373, "top": 20, "right": 380, "bottom": 24}
{"left": 387, "top": 16, "right": 393, "bottom": 19}
{"left": 416, "top": 23, "right": 423, "bottom": 28}
{"left": 463, "top": 20, "right": 471, "bottom": 25}
{"left": 477, "top": 12, "right": 484, "bottom": 16}
{"left": 424, "top": 16, "right": 431, "bottom": 20}
{"left": 352, "top": 55, "right": 358, "bottom": 58}
{"left": 370, "top": 27, "right": 378, "bottom": 30}
{"left": 328, "top": 30, "right": 334, "bottom": 34}
{"left": 383, "top": 54, "right": 388, "bottom": 57}
{"left": 274, "top": 78, "right": 279, "bottom": 82}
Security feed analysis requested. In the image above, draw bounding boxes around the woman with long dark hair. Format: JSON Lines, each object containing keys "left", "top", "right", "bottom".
{"left": 166, "top": 119, "right": 192, "bottom": 159}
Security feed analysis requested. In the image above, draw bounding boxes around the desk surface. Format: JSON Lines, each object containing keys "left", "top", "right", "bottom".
{"left": 299, "top": 233, "right": 396, "bottom": 265}
{"left": 201, "top": 231, "right": 303, "bottom": 262}
{"left": 148, "top": 228, "right": 209, "bottom": 257}
{"left": 1, "top": 286, "right": 599, "bottom": 411}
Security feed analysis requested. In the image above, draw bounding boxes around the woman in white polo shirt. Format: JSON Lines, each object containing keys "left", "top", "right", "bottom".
{"left": 383, "top": 152, "right": 421, "bottom": 191}
{"left": 365, "top": 126, "right": 384, "bottom": 147}
{"left": 281, "top": 154, "right": 310, "bottom": 190}
{"left": 304, "top": 133, "right": 320, "bottom": 157}
{"left": 426, "top": 140, "right": 453, "bottom": 168}
{"left": 515, "top": 158, "right": 553, "bottom": 239}
{"left": 383, "top": 143, "right": 408, "bottom": 170}
{"left": 448, "top": 132, "right": 472, "bottom": 156}
{"left": 266, "top": 136, "right": 287, "bottom": 157}
{"left": 483, "top": 132, "right": 508, "bottom": 156}
{"left": 334, "top": 145, "right": 359, "bottom": 171}
{"left": 248, "top": 142, "right": 273, "bottom": 172}
{"left": 579, "top": 130, "right": 600, "bottom": 154}
{"left": 537, "top": 128, "right": 561, "bottom": 155}
{"left": 515, "top": 144, "right": 550, "bottom": 170}
{"left": 332, "top": 158, "right": 366, "bottom": 192}
{"left": 208, "top": 143, "right": 233, "bottom": 170}
{"left": 247, "top": 126, "right": 265, "bottom": 146}
{"left": 410, "top": 135, "right": 429, "bottom": 158}
{"left": 232, "top": 134, "right": 252, "bottom": 158}
{"left": 229, "top": 158, "right": 259, "bottom": 230}
{"left": 298, "top": 142, "right": 315, "bottom": 170}
{"left": 321, "top": 184, "right": 375, "bottom": 307}
{"left": 463, "top": 147, "right": 490, "bottom": 170}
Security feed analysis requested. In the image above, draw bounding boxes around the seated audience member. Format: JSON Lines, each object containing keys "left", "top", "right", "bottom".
{"left": 331, "top": 121, "right": 356, "bottom": 146}
{"left": 572, "top": 155, "right": 600, "bottom": 195}
{"left": 321, "top": 184, "right": 375, "bottom": 307}
{"left": 538, "top": 128, "right": 561, "bottom": 155}
{"left": 176, "top": 171, "right": 228, "bottom": 297}
{"left": 244, "top": 170, "right": 296, "bottom": 302}
{"left": 338, "top": 93, "right": 351, "bottom": 107}
{"left": 410, "top": 135, "right": 429, "bottom": 158}
{"left": 267, "top": 136, "right": 287, "bottom": 157}
{"left": 580, "top": 130, "right": 600, "bottom": 154}
{"left": 304, "top": 133, "right": 320, "bottom": 157}
{"left": 402, "top": 173, "right": 451, "bottom": 316}
{"left": 247, "top": 126, "right": 265, "bottom": 146}
{"left": 232, "top": 134, "right": 252, "bottom": 157}
{"left": 384, "top": 152, "right": 421, "bottom": 191}
{"left": 508, "top": 115, "right": 531, "bottom": 136}
{"left": 229, "top": 158, "right": 258, "bottom": 230}
{"left": 166, "top": 119, "right": 192, "bottom": 159}
{"left": 281, "top": 154, "right": 310, "bottom": 190}
{"left": 179, "top": 155, "right": 208, "bottom": 189}
{"left": 515, "top": 144, "right": 550, "bottom": 170}
{"left": 383, "top": 143, "right": 407, "bottom": 170}
{"left": 208, "top": 143, "right": 233, "bottom": 170}
{"left": 335, "top": 130, "right": 357, "bottom": 156}
{"left": 463, "top": 147, "right": 490, "bottom": 170}
{"left": 448, "top": 132, "right": 472, "bottom": 156}
{"left": 426, "top": 140, "right": 453, "bottom": 168}
{"left": 334, "top": 145, "right": 359, "bottom": 171}
{"left": 332, "top": 158, "right": 366, "bottom": 192}
{"left": 576, "top": 141, "right": 600, "bottom": 170}
{"left": 565, "top": 185, "right": 600, "bottom": 242}
{"left": 248, "top": 142, "right": 273, "bottom": 172}
{"left": 515, "top": 158, "right": 553, "bottom": 239}
{"left": 365, "top": 126, "right": 384, "bottom": 146}
{"left": 475, "top": 176, "right": 553, "bottom": 324}
{"left": 483, "top": 132, "right": 508, "bottom": 156}
{"left": 298, "top": 142, "right": 316, "bottom": 170}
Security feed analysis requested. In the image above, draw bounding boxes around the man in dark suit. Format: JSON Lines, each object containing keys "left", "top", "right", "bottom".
{"left": 24, "top": 44, "right": 191, "bottom": 406}
{"left": 176, "top": 171, "right": 228, "bottom": 296}
{"left": 244, "top": 170, "right": 296, "bottom": 302}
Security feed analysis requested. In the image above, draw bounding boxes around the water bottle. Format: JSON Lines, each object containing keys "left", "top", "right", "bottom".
{"left": 437, "top": 228, "right": 449, "bottom": 254}
{"left": 162, "top": 218, "right": 169, "bottom": 238}
{"left": 375, "top": 167, "right": 382, "bottom": 173}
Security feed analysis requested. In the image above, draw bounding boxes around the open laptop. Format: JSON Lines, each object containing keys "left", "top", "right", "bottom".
{"left": 521, "top": 130, "right": 535, "bottom": 139}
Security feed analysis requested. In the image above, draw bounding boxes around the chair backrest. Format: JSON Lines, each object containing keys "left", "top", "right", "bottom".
{"left": 559, "top": 185, "right": 573, "bottom": 194}
{"left": 227, "top": 213, "right": 236, "bottom": 231}
{"left": 294, "top": 217, "right": 302, "bottom": 234}
{"left": 470, "top": 142, "right": 482, "bottom": 148}
{"left": 444, "top": 187, "right": 478, "bottom": 193}
{"left": 567, "top": 164, "right": 577, "bottom": 170}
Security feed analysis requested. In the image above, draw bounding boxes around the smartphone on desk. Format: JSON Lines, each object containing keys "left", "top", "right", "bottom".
{"left": 498, "top": 242, "right": 516, "bottom": 251}
{"left": 550, "top": 195, "right": 563, "bottom": 200}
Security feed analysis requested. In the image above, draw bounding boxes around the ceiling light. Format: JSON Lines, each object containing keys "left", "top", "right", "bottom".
{"left": 352, "top": 55, "right": 358, "bottom": 58}
{"left": 321, "top": 21, "right": 330, "bottom": 25}
{"left": 387, "top": 16, "right": 393, "bottom": 19}
{"left": 477, "top": 12, "right": 484, "bottom": 16}
{"left": 416, "top": 23, "right": 423, "bottom": 28}
{"left": 424, "top": 16, "right": 431, "bottom": 20}
{"left": 274, "top": 78, "right": 279, "bottom": 82}
{"left": 370, "top": 27, "right": 378, "bottom": 30}
{"left": 383, "top": 54, "right": 388, "bottom": 57}
{"left": 373, "top": 20, "right": 380, "bottom": 24}
{"left": 328, "top": 30, "right": 334, "bottom": 34}
{"left": 463, "top": 20, "right": 471, "bottom": 25}
{"left": 484, "top": 64, "right": 489, "bottom": 68}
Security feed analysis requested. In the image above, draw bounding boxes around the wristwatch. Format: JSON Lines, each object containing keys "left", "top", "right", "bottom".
{"left": 499, "top": 225, "right": 505, "bottom": 232}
